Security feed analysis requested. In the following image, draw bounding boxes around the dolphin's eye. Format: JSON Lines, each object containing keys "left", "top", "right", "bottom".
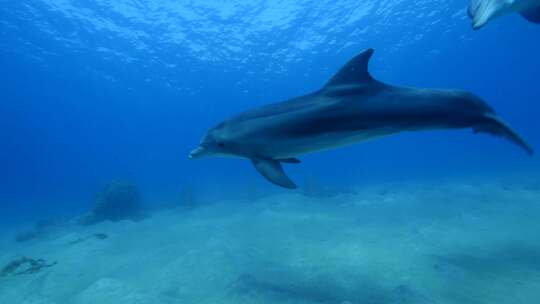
{"left": 217, "top": 142, "right": 225, "bottom": 148}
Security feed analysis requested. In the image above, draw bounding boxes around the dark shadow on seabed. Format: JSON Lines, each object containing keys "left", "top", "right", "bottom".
{"left": 231, "top": 266, "right": 434, "bottom": 304}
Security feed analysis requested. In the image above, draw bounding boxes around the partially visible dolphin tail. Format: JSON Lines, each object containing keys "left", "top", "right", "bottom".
{"left": 473, "top": 114, "right": 534, "bottom": 156}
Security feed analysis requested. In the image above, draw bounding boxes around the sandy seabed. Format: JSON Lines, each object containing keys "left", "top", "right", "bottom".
{"left": 1, "top": 178, "right": 540, "bottom": 304}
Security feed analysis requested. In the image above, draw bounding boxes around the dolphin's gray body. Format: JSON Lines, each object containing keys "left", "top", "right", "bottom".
{"left": 189, "top": 49, "right": 533, "bottom": 189}
{"left": 468, "top": 0, "right": 540, "bottom": 29}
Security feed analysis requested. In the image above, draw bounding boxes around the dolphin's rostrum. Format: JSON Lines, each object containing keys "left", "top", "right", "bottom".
{"left": 190, "top": 49, "right": 533, "bottom": 189}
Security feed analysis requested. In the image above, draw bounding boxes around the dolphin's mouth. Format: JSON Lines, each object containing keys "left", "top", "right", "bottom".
{"left": 188, "top": 146, "right": 207, "bottom": 159}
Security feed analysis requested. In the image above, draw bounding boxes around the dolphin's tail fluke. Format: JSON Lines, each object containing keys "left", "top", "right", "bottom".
{"left": 473, "top": 114, "right": 534, "bottom": 156}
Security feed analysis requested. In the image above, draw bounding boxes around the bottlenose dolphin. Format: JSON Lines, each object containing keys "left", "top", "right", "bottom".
{"left": 189, "top": 49, "right": 533, "bottom": 189}
{"left": 468, "top": 0, "right": 540, "bottom": 29}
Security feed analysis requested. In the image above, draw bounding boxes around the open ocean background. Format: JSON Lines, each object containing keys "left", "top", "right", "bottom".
{"left": 1, "top": 1, "right": 540, "bottom": 303}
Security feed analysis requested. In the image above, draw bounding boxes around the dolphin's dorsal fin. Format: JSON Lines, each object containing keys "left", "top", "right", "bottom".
{"left": 252, "top": 158, "right": 297, "bottom": 189}
{"left": 324, "top": 48, "right": 375, "bottom": 88}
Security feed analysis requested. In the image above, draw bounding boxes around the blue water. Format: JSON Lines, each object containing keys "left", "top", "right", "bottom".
{"left": 2, "top": 2, "right": 540, "bottom": 303}
{"left": 1, "top": 1, "right": 539, "bottom": 222}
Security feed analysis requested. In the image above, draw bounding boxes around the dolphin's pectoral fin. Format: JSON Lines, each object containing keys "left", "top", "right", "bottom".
{"left": 252, "top": 158, "right": 297, "bottom": 189}
{"left": 277, "top": 158, "right": 301, "bottom": 164}
{"left": 521, "top": 6, "right": 540, "bottom": 24}
{"left": 473, "top": 114, "right": 534, "bottom": 156}
{"left": 324, "top": 48, "right": 376, "bottom": 88}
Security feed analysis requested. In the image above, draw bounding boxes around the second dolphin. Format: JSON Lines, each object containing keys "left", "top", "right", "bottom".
{"left": 468, "top": 0, "right": 540, "bottom": 29}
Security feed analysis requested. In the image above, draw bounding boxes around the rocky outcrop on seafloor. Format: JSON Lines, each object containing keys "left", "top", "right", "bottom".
{"left": 79, "top": 181, "right": 143, "bottom": 225}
